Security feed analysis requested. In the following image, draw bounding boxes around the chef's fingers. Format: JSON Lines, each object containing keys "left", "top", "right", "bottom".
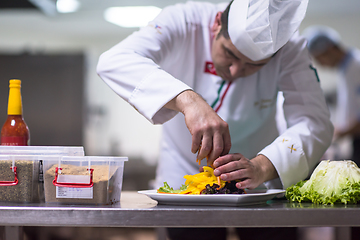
{"left": 206, "top": 132, "right": 224, "bottom": 165}
{"left": 235, "top": 178, "right": 258, "bottom": 190}
{"left": 214, "top": 160, "right": 245, "bottom": 178}
{"left": 191, "top": 132, "right": 202, "bottom": 154}
{"left": 213, "top": 156, "right": 264, "bottom": 189}
{"left": 197, "top": 135, "right": 212, "bottom": 161}
{"left": 221, "top": 132, "right": 232, "bottom": 156}
{"left": 213, "top": 153, "right": 245, "bottom": 168}
{"left": 214, "top": 167, "right": 246, "bottom": 183}
{"left": 216, "top": 168, "right": 256, "bottom": 189}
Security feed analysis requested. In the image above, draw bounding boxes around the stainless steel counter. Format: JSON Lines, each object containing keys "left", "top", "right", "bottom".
{"left": 0, "top": 191, "right": 359, "bottom": 239}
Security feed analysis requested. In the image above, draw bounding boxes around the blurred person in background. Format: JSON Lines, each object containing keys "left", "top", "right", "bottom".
{"left": 304, "top": 26, "right": 360, "bottom": 167}
{"left": 98, "top": 1, "right": 333, "bottom": 239}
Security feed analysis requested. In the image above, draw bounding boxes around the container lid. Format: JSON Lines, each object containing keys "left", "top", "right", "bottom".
{"left": 61, "top": 156, "right": 128, "bottom": 162}
{"left": 0, "top": 155, "right": 38, "bottom": 161}
{"left": 0, "top": 146, "right": 84, "bottom": 156}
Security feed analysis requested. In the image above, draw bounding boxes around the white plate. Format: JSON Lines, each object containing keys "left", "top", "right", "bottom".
{"left": 138, "top": 189, "right": 285, "bottom": 207}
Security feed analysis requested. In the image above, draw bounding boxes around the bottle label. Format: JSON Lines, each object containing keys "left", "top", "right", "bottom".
{"left": 1, "top": 136, "right": 29, "bottom": 146}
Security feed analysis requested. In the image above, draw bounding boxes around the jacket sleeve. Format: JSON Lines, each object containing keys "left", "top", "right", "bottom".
{"left": 258, "top": 33, "right": 334, "bottom": 189}
{"left": 96, "top": 5, "right": 192, "bottom": 124}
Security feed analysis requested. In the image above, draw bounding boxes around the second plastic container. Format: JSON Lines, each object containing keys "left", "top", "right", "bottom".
{"left": 43, "top": 156, "right": 127, "bottom": 205}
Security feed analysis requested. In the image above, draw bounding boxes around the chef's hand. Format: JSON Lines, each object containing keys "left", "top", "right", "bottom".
{"left": 212, "top": 153, "right": 279, "bottom": 190}
{"left": 164, "top": 90, "right": 231, "bottom": 163}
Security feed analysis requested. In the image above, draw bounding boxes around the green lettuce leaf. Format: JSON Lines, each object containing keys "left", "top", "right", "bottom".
{"left": 158, "top": 182, "right": 188, "bottom": 193}
{"left": 286, "top": 160, "right": 360, "bottom": 205}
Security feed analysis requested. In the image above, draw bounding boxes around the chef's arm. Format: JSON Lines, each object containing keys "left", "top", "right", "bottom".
{"left": 259, "top": 36, "right": 334, "bottom": 190}
{"left": 164, "top": 89, "right": 232, "bottom": 163}
{"left": 97, "top": 4, "right": 199, "bottom": 125}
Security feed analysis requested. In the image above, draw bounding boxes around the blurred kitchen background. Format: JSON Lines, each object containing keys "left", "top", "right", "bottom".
{"left": 0, "top": 1, "right": 359, "bottom": 240}
{"left": 0, "top": 0, "right": 359, "bottom": 192}
{"left": 0, "top": 0, "right": 359, "bottom": 191}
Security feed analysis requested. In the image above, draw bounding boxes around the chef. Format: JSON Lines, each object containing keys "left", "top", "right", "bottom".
{"left": 304, "top": 25, "right": 360, "bottom": 167}
{"left": 97, "top": 0, "right": 333, "bottom": 239}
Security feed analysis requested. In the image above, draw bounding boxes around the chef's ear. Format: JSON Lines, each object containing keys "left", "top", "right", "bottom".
{"left": 211, "top": 12, "right": 222, "bottom": 35}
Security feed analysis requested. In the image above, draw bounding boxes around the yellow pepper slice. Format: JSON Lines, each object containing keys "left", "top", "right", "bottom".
{"left": 180, "top": 166, "right": 226, "bottom": 194}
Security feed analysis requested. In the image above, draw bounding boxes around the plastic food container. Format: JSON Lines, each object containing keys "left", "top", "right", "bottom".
{"left": 0, "top": 146, "right": 85, "bottom": 203}
{"left": 0, "top": 155, "right": 40, "bottom": 203}
{"left": 43, "top": 156, "right": 127, "bottom": 205}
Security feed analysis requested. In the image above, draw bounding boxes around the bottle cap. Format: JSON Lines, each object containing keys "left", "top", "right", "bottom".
{"left": 9, "top": 79, "right": 21, "bottom": 88}
{"left": 7, "top": 79, "right": 23, "bottom": 115}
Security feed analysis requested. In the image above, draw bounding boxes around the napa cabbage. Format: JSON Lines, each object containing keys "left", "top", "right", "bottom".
{"left": 286, "top": 160, "right": 360, "bottom": 205}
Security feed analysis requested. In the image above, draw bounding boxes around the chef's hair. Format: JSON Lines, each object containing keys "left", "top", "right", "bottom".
{"left": 218, "top": 0, "right": 233, "bottom": 40}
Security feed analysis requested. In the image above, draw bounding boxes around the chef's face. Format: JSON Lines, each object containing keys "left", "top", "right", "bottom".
{"left": 211, "top": 13, "right": 271, "bottom": 81}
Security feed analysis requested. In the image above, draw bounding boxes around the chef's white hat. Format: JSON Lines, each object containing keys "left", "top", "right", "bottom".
{"left": 228, "top": 0, "right": 309, "bottom": 61}
{"left": 302, "top": 26, "right": 341, "bottom": 56}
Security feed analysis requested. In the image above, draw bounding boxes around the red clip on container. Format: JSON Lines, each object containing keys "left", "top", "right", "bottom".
{"left": 0, "top": 155, "right": 39, "bottom": 203}
{"left": 53, "top": 167, "right": 94, "bottom": 188}
{"left": 0, "top": 166, "right": 18, "bottom": 186}
{"left": 43, "top": 156, "right": 127, "bottom": 205}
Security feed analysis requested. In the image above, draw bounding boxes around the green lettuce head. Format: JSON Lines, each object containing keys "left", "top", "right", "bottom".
{"left": 286, "top": 160, "right": 360, "bottom": 205}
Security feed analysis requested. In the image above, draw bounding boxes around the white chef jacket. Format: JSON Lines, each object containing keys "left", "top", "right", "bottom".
{"left": 97, "top": 1, "right": 334, "bottom": 190}
{"left": 335, "top": 49, "right": 360, "bottom": 132}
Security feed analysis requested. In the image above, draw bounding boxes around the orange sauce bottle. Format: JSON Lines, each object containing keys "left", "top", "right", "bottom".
{"left": 1, "top": 79, "right": 30, "bottom": 146}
